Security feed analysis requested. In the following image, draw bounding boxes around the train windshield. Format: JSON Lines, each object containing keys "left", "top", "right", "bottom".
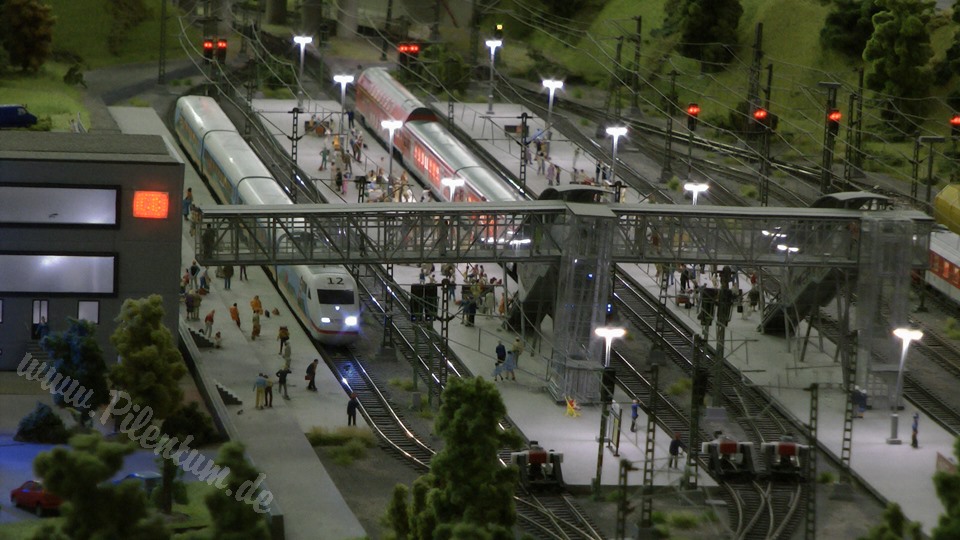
{"left": 317, "top": 289, "right": 355, "bottom": 305}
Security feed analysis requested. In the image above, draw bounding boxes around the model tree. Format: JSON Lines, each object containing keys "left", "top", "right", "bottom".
{"left": 677, "top": 0, "right": 743, "bottom": 71}
{"left": 931, "top": 438, "right": 960, "bottom": 540}
{"left": 30, "top": 433, "right": 169, "bottom": 540}
{"left": 109, "top": 294, "right": 187, "bottom": 514}
{"left": 0, "top": 0, "right": 55, "bottom": 72}
{"left": 862, "top": 0, "right": 934, "bottom": 131}
{"left": 40, "top": 318, "right": 111, "bottom": 428}
{"left": 388, "top": 377, "right": 522, "bottom": 539}
{"left": 205, "top": 442, "right": 272, "bottom": 540}
{"left": 859, "top": 502, "right": 922, "bottom": 539}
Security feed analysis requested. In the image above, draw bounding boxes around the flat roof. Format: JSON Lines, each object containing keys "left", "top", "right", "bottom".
{"left": 0, "top": 132, "right": 178, "bottom": 164}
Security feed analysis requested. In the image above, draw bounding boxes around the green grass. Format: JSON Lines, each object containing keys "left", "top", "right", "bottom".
{"left": 327, "top": 438, "right": 372, "bottom": 465}
{"left": 0, "top": 66, "right": 87, "bottom": 131}
{"left": 389, "top": 377, "right": 418, "bottom": 392}
{"left": 667, "top": 378, "right": 692, "bottom": 396}
{"left": 306, "top": 426, "right": 377, "bottom": 447}
{"left": 0, "top": 483, "right": 213, "bottom": 538}
{"left": 667, "top": 511, "right": 700, "bottom": 529}
{"left": 817, "top": 471, "right": 836, "bottom": 484}
{"left": 47, "top": 0, "right": 202, "bottom": 68}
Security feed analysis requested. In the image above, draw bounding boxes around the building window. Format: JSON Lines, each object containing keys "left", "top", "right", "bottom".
{"left": 78, "top": 301, "right": 99, "bottom": 324}
{"left": 0, "top": 254, "right": 116, "bottom": 295}
{"left": 0, "top": 186, "right": 118, "bottom": 226}
{"left": 32, "top": 300, "right": 48, "bottom": 325}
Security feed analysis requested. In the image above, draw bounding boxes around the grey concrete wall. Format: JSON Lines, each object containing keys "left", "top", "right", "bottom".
{"left": 0, "top": 146, "right": 183, "bottom": 371}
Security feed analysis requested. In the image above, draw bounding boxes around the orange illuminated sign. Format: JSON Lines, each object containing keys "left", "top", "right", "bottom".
{"left": 133, "top": 191, "right": 169, "bottom": 219}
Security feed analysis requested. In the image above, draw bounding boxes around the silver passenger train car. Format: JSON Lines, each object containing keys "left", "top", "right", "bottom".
{"left": 174, "top": 96, "right": 360, "bottom": 345}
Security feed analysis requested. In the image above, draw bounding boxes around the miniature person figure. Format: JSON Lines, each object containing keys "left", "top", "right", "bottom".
{"left": 494, "top": 341, "right": 507, "bottom": 381}
{"left": 251, "top": 295, "right": 263, "bottom": 315}
{"left": 277, "top": 325, "right": 290, "bottom": 354}
{"left": 347, "top": 393, "right": 359, "bottom": 426}
{"left": 502, "top": 350, "right": 517, "bottom": 381}
{"left": 229, "top": 303, "right": 241, "bottom": 328}
{"left": 203, "top": 310, "right": 215, "bottom": 336}
{"left": 276, "top": 366, "right": 291, "bottom": 399}
{"left": 511, "top": 337, "right": 525, "bottom": 368}
{"left": 263, "top": 373, "right": 274, "bottom": 408}
{"left": 668, "top": 432, "right": 687, "bottom": 469}
{"left": 183, "top": 187, "right": 193, "bottom": 220}
{"left": 222, "top": 265, "right": 234, "bottom": 290}
{"left": 319, "top": 145, "right": 330, "bottom": 171}
{"left": 254, "top": 373, "right": 267, "bottom": 410}
{"left": 306, "top": 359, "right": 319, "bottom": 391}
{"left": 213, "top": 331, "right": 222, "bottom": 349}
{"left": 911, "top": 413, "right": 919, "bottom": 448}
{"left": 251, "top": 312, "right": 261, "bottom": 340}
{"left": 282, "top": 341, "right": 292, "bottom": 369}
{"left": 630, "top": 399, "right": 640, "bottom": 432}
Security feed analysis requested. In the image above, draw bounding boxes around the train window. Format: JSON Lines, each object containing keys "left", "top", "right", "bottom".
{"left": 78, "top": 301, "right": 99, "bottom": 324}
{"left": 317, "top": 289, "right": 355, "bottom": 305}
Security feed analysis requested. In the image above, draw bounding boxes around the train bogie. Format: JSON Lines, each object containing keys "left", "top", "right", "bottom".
{"left": 760, "top": 438, "right": 810, "bottom": 480}
{"left": 701, "top": 438, "right": 755, "bottom": 478}
{"left": 511, "top": 441, "right": 564, "bottom": 491}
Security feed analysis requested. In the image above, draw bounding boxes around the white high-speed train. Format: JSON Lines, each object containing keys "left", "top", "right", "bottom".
{"left": 174, "top": 96, "right": 360, "bottom": 346}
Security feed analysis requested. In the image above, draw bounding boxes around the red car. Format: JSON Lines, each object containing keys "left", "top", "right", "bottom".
{"left": 10, "top": 480, "right": 62, "bottom": 516}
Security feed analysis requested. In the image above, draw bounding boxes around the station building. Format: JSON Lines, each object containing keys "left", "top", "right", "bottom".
{"left": 0, "top": 132, "right": 183, "bottom": 370}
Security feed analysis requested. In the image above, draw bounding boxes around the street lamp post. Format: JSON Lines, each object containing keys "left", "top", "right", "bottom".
{"left": 920, "top": 136, "right": 945, "bottom": 205}
{"left": 485, "top": 39, "right": 503, "bottom": 114}
{"left": 684, "top": 182, "right": 709, "bottom": 206}
{"left": 606, "top": 126, "right": 627, "bottom": 202}
{"left": 889, "top": 328, "right": 923, "bottom": 444}
{"left": 293, "top": 35, "right": 313, "bottom": 106}
{"left": 381, "top": 120, "right": 403, "bottom": 183}
{"left": 441, "top": 177, "right": 465, "bottom": 201}
{"left": 542, "top": 79, "right": 563, "bottom": 144}
{"left": 777, "top": 244, "right": 800, "bottom": 351}
{"left": 594, "top": 326, "right": 626, "bottom": 496}
{"left": 333, "top": 74, "right": 354, "bottom": 144}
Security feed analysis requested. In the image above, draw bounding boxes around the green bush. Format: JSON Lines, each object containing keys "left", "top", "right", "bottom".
{"left": 573, "top": 88, "right": 584, "bottom": 100}
{"left": 307, "top": 426, "right": 376, "bottom": 447}
{"left": 15, "top": 402, "right": 69, "bottom": 443}
{"left": 328, "top": 438, "right": 369, "bottom": 465}
{"left": 702, "top": 510, "right": 719, "bottom": 523}
{"left": 740, "top": 185, "right": 759, "bottom": 199}
{"left": 667, "top": 177, "right": 681, "bottom": 191}
{"left": 667, "top": 378, "right": 692, "bottom": 396}
{"left": 651, "top": 510, "right": 667, "bottom": 524}
{"left": 668, "top": 511, "right": 700, "bottom": 529}
{"left": 946, "top": 318, "right": 960, "bottom": 340}
{"left": 817, "top": 471, "right": 836, "bottom": 484}
{"left": 389, "top": 378, "right": 417, "bottom": 392}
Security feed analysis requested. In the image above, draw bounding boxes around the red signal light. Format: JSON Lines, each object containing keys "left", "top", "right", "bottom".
{"left": 133, "top": 191, "right": 170, "bottom": 219}
{"left": 950, "top": 114, "right": 960, "bottom": 127}
{"left": 827, "top": 109, "right": 842, "bottom": 123}
{"left": 203, "top": 40, "right": 214, "bottom": 50}
{"left": 217, "top": 39, "right": 227, "bottom": 49}
{"left": 686, "top": 103, "right": 700, "bottom": 117}
{"left": 753, "top": 108, "right": 768, "bottom": 121}
{"left": 398, "top": 44, "right": 420, "bottom": 54}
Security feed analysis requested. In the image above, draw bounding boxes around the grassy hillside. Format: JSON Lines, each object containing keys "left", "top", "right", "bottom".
{"left": 491, "top": 0, "right": 960, "bottom": 187}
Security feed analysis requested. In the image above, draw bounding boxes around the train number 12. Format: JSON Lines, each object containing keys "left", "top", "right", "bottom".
{"left": 327, "top": 277, "right": 344, "bottom": 285}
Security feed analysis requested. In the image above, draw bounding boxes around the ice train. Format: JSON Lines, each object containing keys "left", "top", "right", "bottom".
{"left": 173, "top": 96, "right": 361, "bottom": 345}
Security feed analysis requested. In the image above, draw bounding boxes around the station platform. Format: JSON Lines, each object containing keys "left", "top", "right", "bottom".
{"left": 110, "top": 106, "right": 366, "bottom": 540}
{"left": 254, "top": 95, "right": 955, "bottom": 529}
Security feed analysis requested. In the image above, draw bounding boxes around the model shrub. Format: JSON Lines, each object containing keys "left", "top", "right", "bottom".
{"left": 15, "top": 402, "right": 69, "bottom": 443}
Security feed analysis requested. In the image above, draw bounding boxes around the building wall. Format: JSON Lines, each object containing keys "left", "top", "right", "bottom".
{"left": 0, "top": 134, "right": 183, "bottom": 371}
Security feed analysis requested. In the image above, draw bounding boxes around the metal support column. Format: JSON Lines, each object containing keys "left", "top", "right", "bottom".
{"left": 158, "top": 0, "right": 167, "bottom": 84}
{"left": 660, "top": 70, "right": 677, "bottom": 182}
{"left": 840, "top": 346, "right": 856, "bottom": 481}
{"left": 290, "top": 107, "right": 300, "bottom": 202}
{"left": 518, "top": 112, "right": 529, "bottom": 194}
{"left": 439, "top": 290, "right": 450, "bottom": 406}
{"left": 381, "top": 0, "right": 394, "bottom": 61}
{"left": 616, "top": 459, "right": 638, "bottom": 540}
{"left": 244, "top": 65, "right": 257, "bottom": 141}
{"left": 639, "top": 364, "right": 659, "bottom": 529}
{"left": 686, "top": 337, "right": 703, "bottom": 489}
{"left": 911, "top": 137, "right": 921, "bottom": 200}
{"left": 819, "top": 82, "right": 841, "bottom": 194}
{"left": 630, "top": 16, "right": 642, "bottom": 113}
{"left": 805, "top": 383, "right": 819, "bottom": 540}
{"left": 608, "top": 37, "right": 624, "bottom": 119}
{"left": 383, "top": 263, "right": 395, "bottom": 347}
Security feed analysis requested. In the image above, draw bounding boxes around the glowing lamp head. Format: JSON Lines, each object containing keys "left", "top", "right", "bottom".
{"left": 293, "top": 35, "right": 313, "bottom": 46}
{"left": 776, "top": 244, "right": 799, "bottom": 253}
{"left": 442, "top": 177, "right": 465, "bottom": 188}
{"left": 345, "top": 316, "right": 358, "bottom": 327}
{"left": 893, "top": 328, "right": 923, "bottom": 344}
{"left": 133, "top": 191, "right": 170, "bottom": 219}
{"left": 605, "top": 126, "right": 628, "bottom": 139}
{"left": 683, "top": 182, "right": 709, "bottom": 194}
{"left": 542, "top": 79, "right": 563, "bottom": 91}
{"left": 333, "top": 74, "right": 354, "bottom": 85}
{"left": 485, "top": 39, "right": 503, "bottom": 51}
{"left": 381, "top": 120, "right": 403, "bottom": 131}
{"left": 595, "top": 327, "right": 626, "bottom": 340}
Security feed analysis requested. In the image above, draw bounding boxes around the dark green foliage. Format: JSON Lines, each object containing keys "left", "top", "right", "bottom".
{"left": 932, "top": 438, "right": 960, "bottom": 540}
{"left": 107, "top": 0, "right": 151, "bottom": 56}
{"left": 540, "top": 0, "right": 590, "bottom": 19}
{"left": 821, "top": 0, "right": 880, "bottom": 58}
{"left": 677, "top": 0, "right": 743, "bottom": 71}
{"left": 205, "top": 442, "right": 272, "bottom": 540}
{"left": 109, "top": 295, "right": 187, "bottom": 422}
{"left": 32, "top": 433, "right": 170, "bottom": 540}
{"left": 419, "top": 44, "right": 469, "bottom": 95}
{"left": 389, "top": 377, "right": 522, "bottom": 540}
{"left": 41, "top": 318, "right": 110, "bottom": 427}
{"left": 163, "top": 401, "right": 220, "bottom": 447}
{"left": 0, "top": 0, "right": 55, "bottom": 71}
{"left": 110, "top": 295, "right": 187, "bottom": 514}
{"left": 388, "top": 484, "right": 411, "bottom": 539}
{"left": 15, "top": 402, "right": 69, "bottom": 444}
{"left": 863, "top": 0, "right": 935, "bottom": 132}
{"left": 859, "top": 502, "right": 923, "bottom": 539}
